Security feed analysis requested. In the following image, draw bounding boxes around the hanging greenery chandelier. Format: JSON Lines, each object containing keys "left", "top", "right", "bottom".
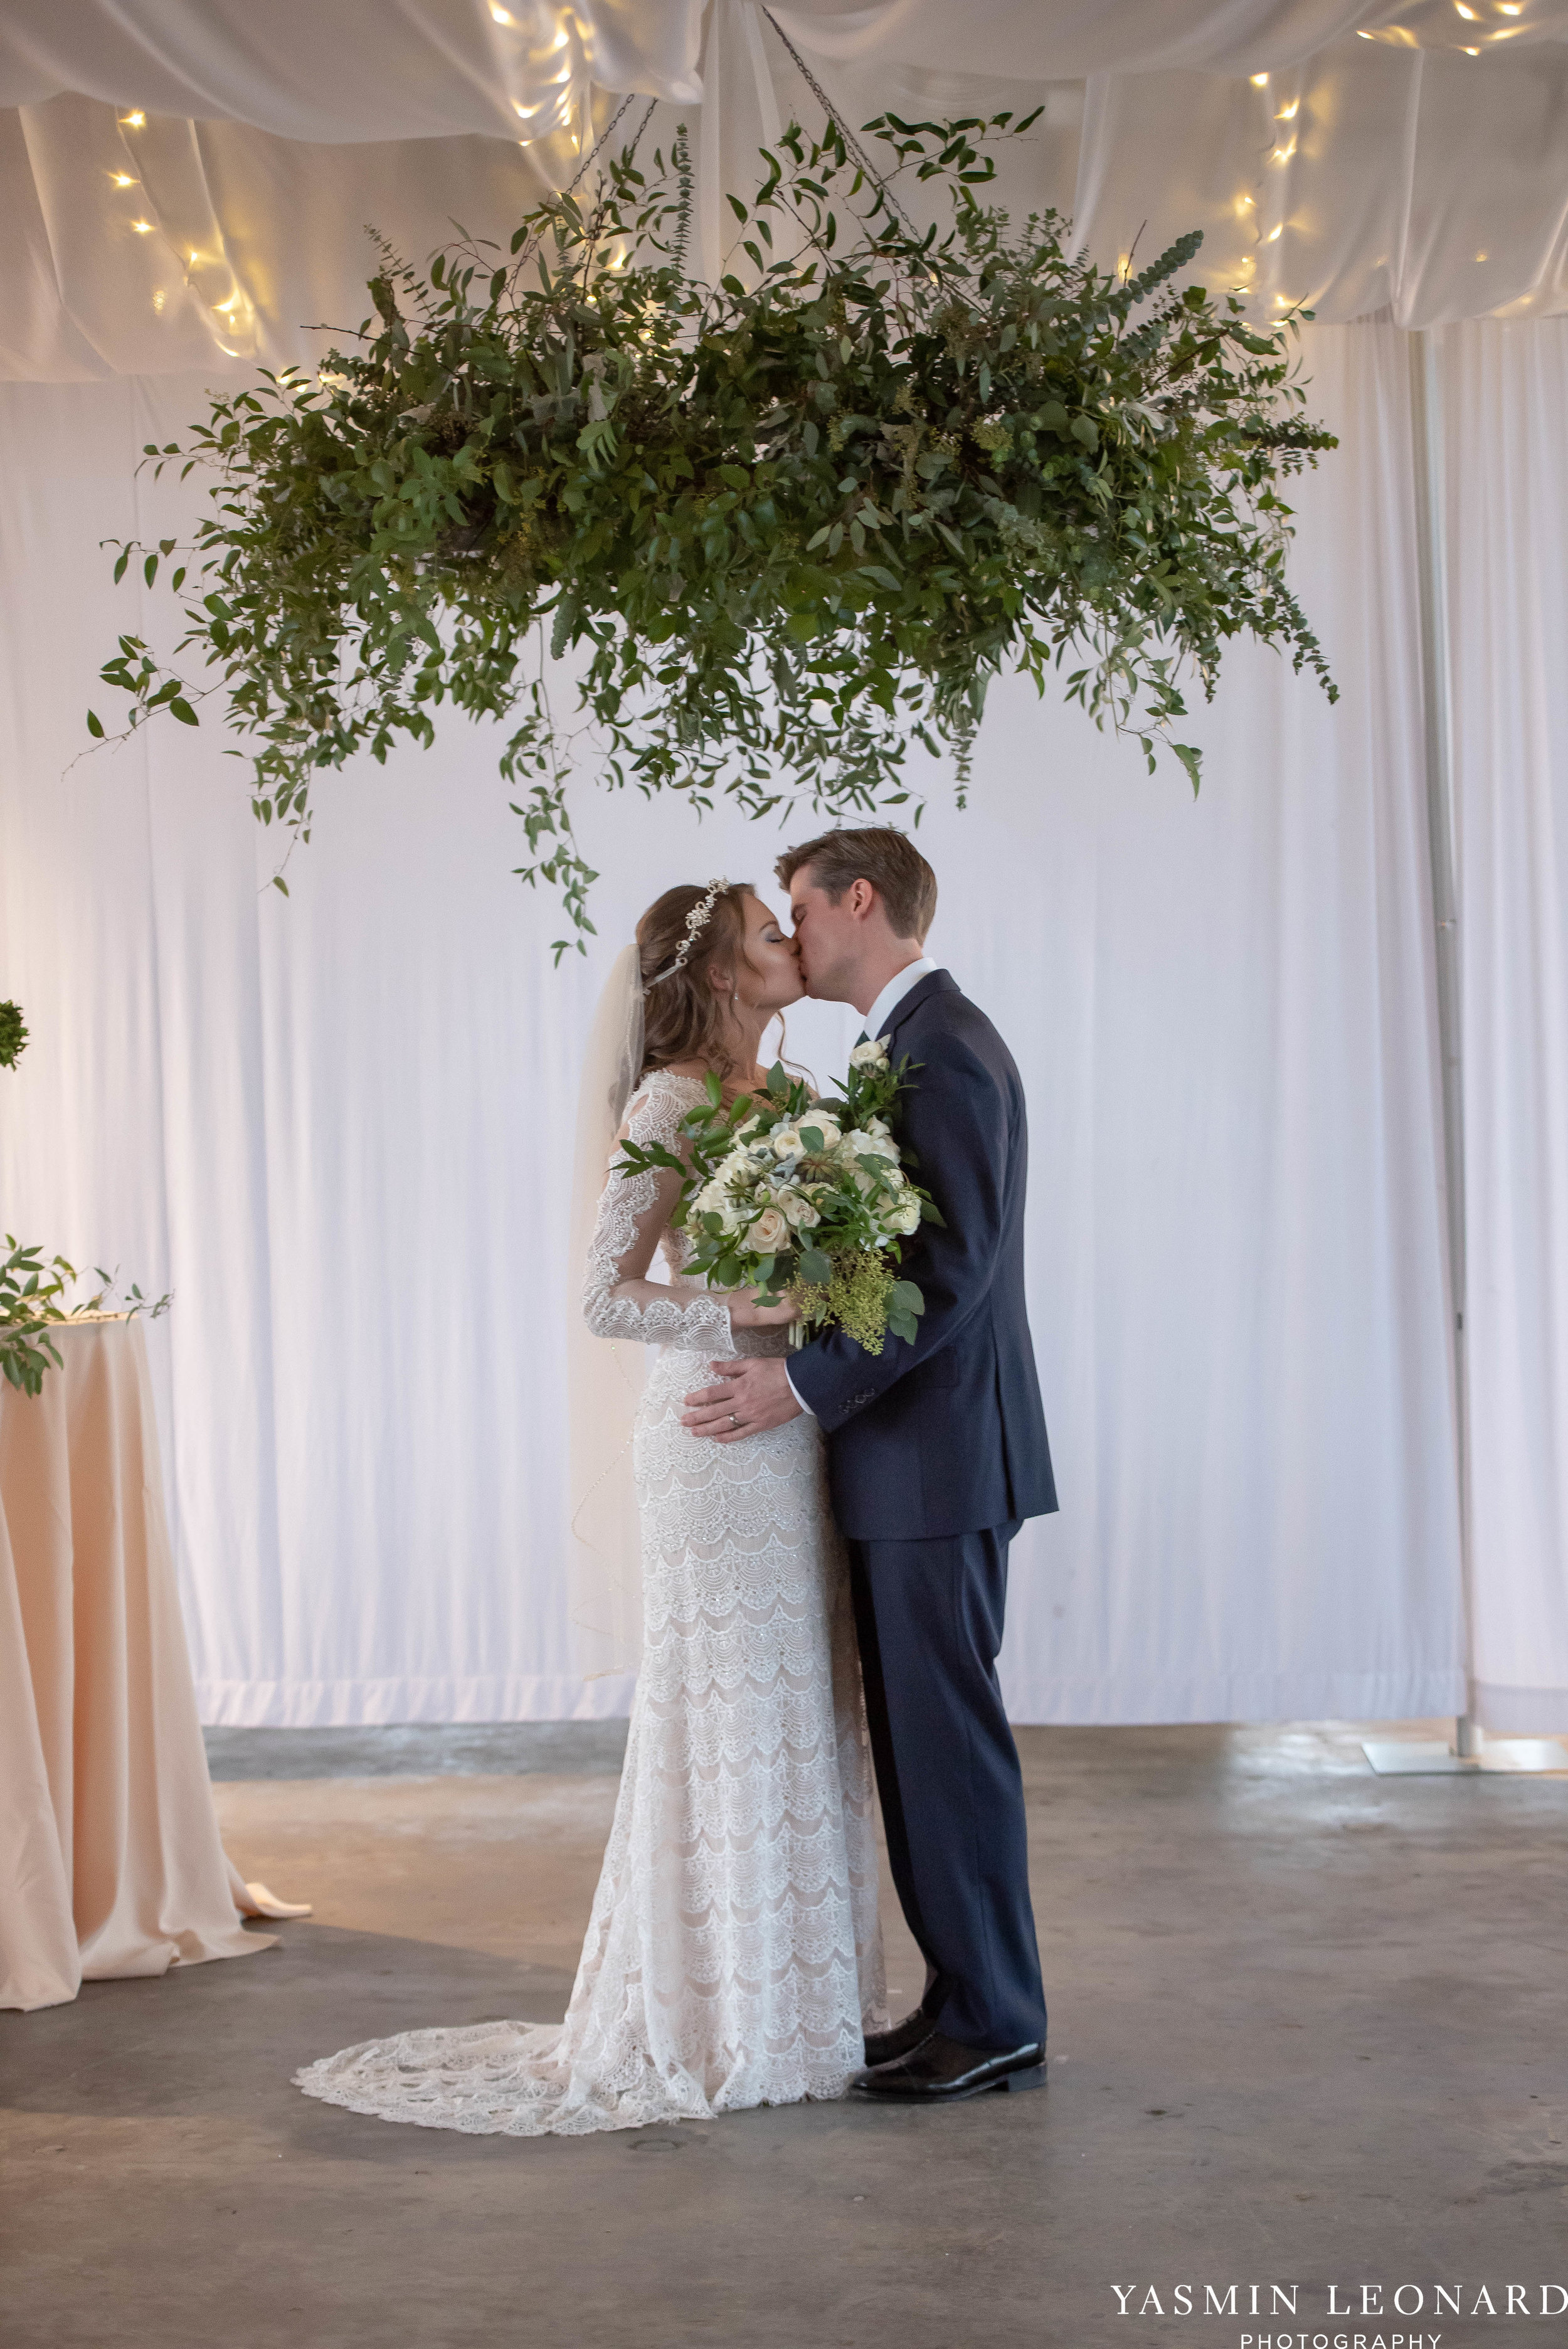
{"left": 92, "top": 109, "right": 1337, "bottom": 948}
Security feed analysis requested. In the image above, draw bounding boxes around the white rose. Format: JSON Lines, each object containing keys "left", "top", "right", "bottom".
{"left": 863, "top": 1115, "right": 893, "bottom": 1142}
{"left": 805, "top": 1115, "right": 840, "bottom": 1151}
{"left": 889, "top": 1196, "right": 921, "bottom": 1234}
{"left": 751, "top": 1205, "right": 789, "bottom": 1251}
{"left": 771, "top": 1125, "right": 803, "bottom": 1160}
{"left": 849, "top": 1037, "right": 890, "bottom": 1069}
{"left": 778, "top": 1187, "right": 820, "bottom": 1229}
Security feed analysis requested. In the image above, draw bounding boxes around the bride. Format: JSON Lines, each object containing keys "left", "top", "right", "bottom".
{"left": 295, "top": 879, "right": 886, "bottom": 2134}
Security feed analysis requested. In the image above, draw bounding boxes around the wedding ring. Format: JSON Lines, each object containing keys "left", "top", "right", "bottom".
{"left": 729, "top": 1412, "right": 738, "bottom": 1428}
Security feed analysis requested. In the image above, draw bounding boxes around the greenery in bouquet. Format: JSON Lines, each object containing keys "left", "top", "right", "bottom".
{"left": 90, "top": 100, "right": 1334, "bottom": 948}
{"left": 615, "top": 1036, "right": 941, "bottom": 1354}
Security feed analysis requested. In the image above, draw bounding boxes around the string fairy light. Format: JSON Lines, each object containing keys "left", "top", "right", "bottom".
{"left": 104, "top": 104, "right": 256, "bottom": 357}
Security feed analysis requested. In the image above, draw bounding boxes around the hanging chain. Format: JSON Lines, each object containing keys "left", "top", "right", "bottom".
{"left": 760, "top": 9, "right": 916, "bottom": 235}
{"left": 511, "top": 92, "right": 657, "bottom": 284}
{"left": 524, "top": 24, "right": 911, "bottom": 280}
{"left": 562, "top": 91, "right": 658, "bottom": 202}
{"left": 553, "top": 26, "right": 912, "bottom": 260}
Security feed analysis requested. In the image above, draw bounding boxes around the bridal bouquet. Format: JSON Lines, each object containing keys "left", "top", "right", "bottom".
{"left": 615, "top": 1039, "right": 943, "bottom": 1354}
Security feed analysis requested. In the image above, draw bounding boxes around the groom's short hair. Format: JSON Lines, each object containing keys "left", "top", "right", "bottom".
{"left": 775, "top": 827, "right": 938, "bottom": 943}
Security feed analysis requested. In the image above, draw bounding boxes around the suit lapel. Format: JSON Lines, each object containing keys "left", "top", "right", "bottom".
{"left": 880, "top": 969, "right": 955, "bottom": 1050}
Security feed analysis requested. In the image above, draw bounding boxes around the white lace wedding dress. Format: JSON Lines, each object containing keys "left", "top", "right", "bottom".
{"left": 295, "top": 1069, "right": 886, "bottom": 2135}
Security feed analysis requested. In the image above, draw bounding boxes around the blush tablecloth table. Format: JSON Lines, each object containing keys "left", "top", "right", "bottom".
{"left": 0, "top": 1316, "right": 277, "bottom": 2011}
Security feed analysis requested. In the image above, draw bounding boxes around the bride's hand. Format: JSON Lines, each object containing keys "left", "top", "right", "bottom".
{"left": 727, "top": 1286, "right": 799, "bottom": 1329}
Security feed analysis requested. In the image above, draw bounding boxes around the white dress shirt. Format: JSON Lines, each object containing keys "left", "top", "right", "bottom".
{"left": 861, "top": 956, "right": 938, "bottom": 1049}
{"left": 782, "top": 957, "right": 940, "bottom": 1416}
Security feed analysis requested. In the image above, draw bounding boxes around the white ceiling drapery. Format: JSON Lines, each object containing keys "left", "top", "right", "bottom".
{"left": 3, "top": 0, "right": 1567, "bottom": 380}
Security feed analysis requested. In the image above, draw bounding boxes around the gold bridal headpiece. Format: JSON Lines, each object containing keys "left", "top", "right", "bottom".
{"left": 644, "top": 879, "right": 728, "bottom": 989}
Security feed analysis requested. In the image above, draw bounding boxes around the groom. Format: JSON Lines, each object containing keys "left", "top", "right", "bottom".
{"left": 682, "top": 827, "right": 1056, "bottom": 2102}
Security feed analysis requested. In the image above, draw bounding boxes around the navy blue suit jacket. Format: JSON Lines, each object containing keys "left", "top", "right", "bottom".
{"left": 788, "top": 970, "right": 1056, "bottom": 1542}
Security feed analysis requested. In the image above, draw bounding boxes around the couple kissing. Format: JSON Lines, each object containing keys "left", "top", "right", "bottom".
{"left": 296, "top": 827, "right": 1056, "bottom": 2138}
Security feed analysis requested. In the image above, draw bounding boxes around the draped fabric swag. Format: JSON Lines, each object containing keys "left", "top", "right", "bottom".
{"left": 5, "top": 1, "right": 1568, "bottom": 381}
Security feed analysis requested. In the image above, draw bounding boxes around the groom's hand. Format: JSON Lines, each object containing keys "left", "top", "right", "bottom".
{"left": 682, "top": 1356, "right": 802, "bottom": 1444}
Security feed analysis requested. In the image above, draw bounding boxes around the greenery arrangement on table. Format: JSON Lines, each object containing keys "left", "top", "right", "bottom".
{"left": 90, "top": 108, "right": 1337, "bottom": 950}
{"left": 0, "top": 1000, "right": 26, "bottom": 1071}
{"left": 614, "top": 1035, "right": 940, "bottom": 1354}
{"left": 0, "top": 1002, "right": 169, "bottom": 1398}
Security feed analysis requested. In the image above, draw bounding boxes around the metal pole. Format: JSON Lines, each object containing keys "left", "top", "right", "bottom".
{"left": 1406, "top": 327, "right": 1476, "bottom": 1759}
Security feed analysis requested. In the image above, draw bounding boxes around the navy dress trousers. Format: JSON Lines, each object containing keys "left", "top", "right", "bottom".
{"left": 789, "top": 970, "right": 1056, "bottom": 2052}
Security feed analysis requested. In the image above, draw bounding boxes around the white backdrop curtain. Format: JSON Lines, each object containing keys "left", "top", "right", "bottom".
{"left": 1434, "top": 320, "right": 1568, "bottom": 1732}
{"left": 0, "top": 319, "right": 1476, "bottom": 1726}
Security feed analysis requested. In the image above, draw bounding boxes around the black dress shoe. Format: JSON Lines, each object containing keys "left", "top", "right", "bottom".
{"left": 850, "top": 2031, "right": 1046, "bottom": 2102}
{"left": 861, "top": 2010, "right": 938, "bottom": 2069}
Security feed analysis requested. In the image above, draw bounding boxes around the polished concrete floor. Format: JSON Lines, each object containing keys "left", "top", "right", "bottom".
{"left": 3, "top": 1721, "right": 1566, "bottom": 2349}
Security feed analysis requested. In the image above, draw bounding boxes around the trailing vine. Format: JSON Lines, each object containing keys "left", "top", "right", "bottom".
{"left": 92, "top": 110, "right": 1337, "bottom": 951}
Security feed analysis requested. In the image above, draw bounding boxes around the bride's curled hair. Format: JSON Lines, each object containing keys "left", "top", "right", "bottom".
{"left": 638, "top": 881, "right": 755, "bottom": 1080}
